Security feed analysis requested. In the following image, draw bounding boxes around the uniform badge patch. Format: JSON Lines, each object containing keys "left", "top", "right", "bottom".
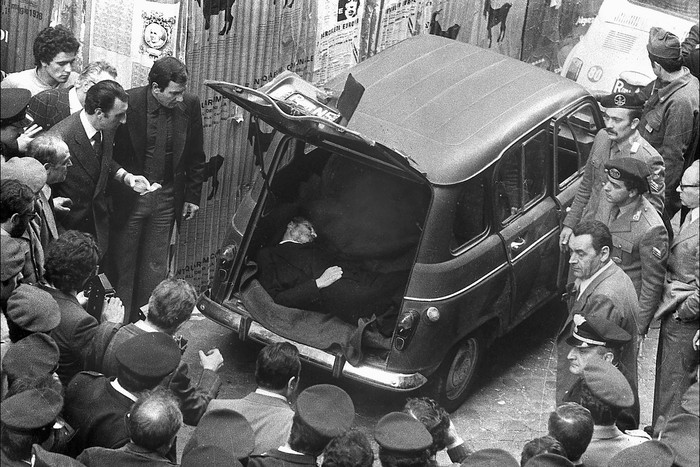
{"left": 612, "top": 256, "right": 622, "bottom": 263}
{"left": 648, "top": 176, "right": 661, "bottom": 192}
{"left": 645, "top": 123, "right": 653, "bottom": 133}
{"left": 652, "top": 247, "right": 664, "bottom": 259}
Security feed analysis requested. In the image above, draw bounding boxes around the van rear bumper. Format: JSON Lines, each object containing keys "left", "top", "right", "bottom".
{"left": 196, "top": 293, "right": 427, "bottom": 392}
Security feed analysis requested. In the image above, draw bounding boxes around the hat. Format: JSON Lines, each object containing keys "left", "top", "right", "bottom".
{"left": 613, "top": 71, "right": 653, "bottom": 94}
{"left": 0, "top": 88, "right": 31, "bottom": 123}
{"left": 604, "top": 157, "right": 650, "bottom": 188}
{"left": 0, "top": 387, "right": 63, "bottom": 430}
{"left": 566, "top": 314, "right": 631, "bottom": 348}
{"left": 115, "top": 332, "right": 181, "bottom": 380}
{"left": 460, "top": 448, "right": 519, "bottom": 466}
{"left": 681, "top": 381, "right": 699, "bottom": 416}
{"left": 1, "top": 236, "right": 25, "bottom": 281}
{"left": 181, "top": 445, "right": 242, "bottom": 467}
{"left": 374, "top": 412, "right": 432, "bottom": 453}
{"left": 296, "top": 384, "right": 355, "bottom": 437}
{"left": 2, "top": 332, "right": 60, "bottom": 381}
{"left": 647, "top": 26, "right": 681, "bottom": 60}
{"left": 582, "top": 359, "right": 634, "bottom": 408}
{"left": 0, "top": 157, "right": 47, "bottom": 193}
{"left": 182, "top": 409, "right": 255, "bottom": 460}
{"left": 607, "top": 440, "right": 675, "bottom": 467}
{"left": 659, "top": 413, "right": 700, "bottom": 467}
{"left": 599, "top": 92, "right": 646, "bottom": 109}
{"left": 5, "top": 284, "right": 61, "bottom": 333}
{"left": 524, "top": 453, "right": 575, "bottom": 467}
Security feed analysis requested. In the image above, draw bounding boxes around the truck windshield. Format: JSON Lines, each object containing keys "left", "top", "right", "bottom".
{"left": 629, "top": 0, "right": 699, "bottom": 20}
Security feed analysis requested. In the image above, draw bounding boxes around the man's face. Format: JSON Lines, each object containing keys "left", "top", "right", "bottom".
{"left": 95, "top": 98, "right": 128, "bottom": 130}
{"left": 0, "top": 121, "right": 23, "bottom": 144}
{"left": 345, "top": 0, "right": 359, "bottom": 17}
{"left": 567, "top": 346, "right": 605, "bottom": 375}
{"left": 46, "top": 143, "right": 72, "bottom": 185}
{"left": 9, "top": 204, "right": 36, "bottom": 237}
{"left": 677, "top": 167, "right": 699, "bottom": 209}
{"left": 152, "top": 81, "right": 186, "bottom": 109}
{"left": 289, "top": 221, "right": 317, "bottom": 244}
{"left": 569, "top": 234, "right": 608, "bottom": 280}
{"left": 602, "top": 107, "right": 638, "bottom": 143}
{"left": 603, "top": 175, "right": 634, "bottom": 206}
{"left": 77, "top": 71, "right": 116, "bottom": 99}
{"left": 41, "top": 51, "right": 77, "bottom": 85}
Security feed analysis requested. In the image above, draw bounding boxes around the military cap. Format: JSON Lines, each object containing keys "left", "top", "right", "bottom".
{"left": 608, "top": 440, "right": 674, "bottom": 467}
{"left": 0, "top": 156, "right": 47, "bottom": 193}
{"left": 604, "top": 157, "right": 651, "bottom": 187}
{"left": 659, "top": 413, "right": 700, "bottom": 467}
{"left": 460, "top": 448, "right": 519, "bottom": 466}
{"left": 6, "top": 284, "right": 61, "bottom": 333}
{"left": 0, "top": 88, "right": 31, "bottom": 123}
{"left": 647, "top": 26, "right": 681, "bottom": 60}
{"left": 599, "top": 92, "right": 646, "bottom": 109}
{"left": 0, "top": 387, "right": 62, "bottom": 430}
{"left": 2, "top": 332, "right": 60, "bottom": 381}
{"left": 115, "top": 332, "right": 180, "bottom": 379}
{"left": 614, "top": 71, "right": 653, "bottom": 94}
{"left": 374, "top": 412, "right": 432, "bottom": 453}
{"left": 524, "top": 453, "right": 575, "bottom": 467}
{"left": 1, "top": 236, "right": 25, "bottom": 281}
{"left": 296, "top": 384, "right": 355, "bottom": 437}
{"left": 582, "top": 359, "right": 634, "bottom": 408}
{"left": 181, "top": 445, "right": 242, "bottom": 467}
{"left": 681, "top": 381, "right": 699, "bottom": 416}
{"left": 566, "top": 314, "right": 631, "bottom": 348}
{"left": 182, "top": 408, "right": 255, "bottom": 460}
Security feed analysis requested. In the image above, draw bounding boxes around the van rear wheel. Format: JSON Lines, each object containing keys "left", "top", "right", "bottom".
{"left": 421, "top": 334, "right": 483, "bottom": 412}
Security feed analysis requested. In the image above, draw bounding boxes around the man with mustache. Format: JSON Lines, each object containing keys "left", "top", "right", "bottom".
{"left": 560, "top": 92, "right": 665, "bottom": 251}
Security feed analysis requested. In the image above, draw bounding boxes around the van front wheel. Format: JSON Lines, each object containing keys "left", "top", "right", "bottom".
{"left": 421, "top": 334, "right": 483, "bottom": 412}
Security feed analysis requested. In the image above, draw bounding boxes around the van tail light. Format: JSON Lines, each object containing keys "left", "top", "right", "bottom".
{"left": 211, "top": 244, "right": 237, "bottom": 301}
{"left": 565, "top": 58, "right": 583, "bottom": 81}
{"left": 394, "top": 310, "right": 420, "bottom": 351}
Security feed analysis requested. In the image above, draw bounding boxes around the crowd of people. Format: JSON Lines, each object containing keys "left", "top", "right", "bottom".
{"left": 0, "top": 17, "right": 698, "bottom": 467}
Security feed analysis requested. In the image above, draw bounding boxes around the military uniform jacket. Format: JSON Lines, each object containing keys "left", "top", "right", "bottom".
{"left": 563, "top": 129, "right": 665, "bottom": 230}
{"left": 77, "top": 442, "right": 177, "bottom": 466}
{"left": 581, "top": 425, "right": 649, "bottom": 467}
{"left": 248, "top": 448, "right": 317, "bottom": 467}
{"left": 640, "top": 71, "right": 700, "bottom": 199}
{"left": 596, "top": 196, "right": 669, "bottom": 334}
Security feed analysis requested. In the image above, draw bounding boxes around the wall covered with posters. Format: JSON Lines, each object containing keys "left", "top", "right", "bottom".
{"left": 0, "top": 0, "right": 53, "bottom": 73}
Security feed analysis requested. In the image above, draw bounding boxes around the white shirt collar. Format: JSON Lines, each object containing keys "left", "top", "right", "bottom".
{"left": 79, "top": 109, "right": 99, "bottom": 141}
{"left": 689, "top": 207, "right": 699, "bottom": 225}
{"left": 134, "top": 320, "right": 161, "bottom": 333}
{"left": 255, "top": 387, "right": 288, "bottom": 402}
{"left": 111, "top": 379, "right": 138, "bottom": 401}
{"left": 279, "top": 239, "right": 303, "bottom": 245}
{"left": 577, "top": 260, "right": 613, "bottom": 299}
{"left": 68, "top": 87, "right": 82, "bottom": 114}
{"left": 278, "top": 444, "right": 306, "bottom": 456}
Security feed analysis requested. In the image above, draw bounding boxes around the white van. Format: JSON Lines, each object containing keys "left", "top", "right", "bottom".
{"left": 561, "top": 0, "right": 697, "bottom": 93}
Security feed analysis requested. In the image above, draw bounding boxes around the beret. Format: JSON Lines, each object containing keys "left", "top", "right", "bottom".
{"left": 607, "top": 440, "right": 674, "bottom": 467}
{"left": 647, "top": 26, "right": 681, "bottom": 60}
{"left": 582, "top": 359, "right": 634, "bottom": 408}
{"left": 566, "top": 314, "right": 631, "bottom": 348}
{"left": 115, "top": 332, "right": 180, "bottom": 379}
{"left": 524, "top": 453, "right": 574, "bottom": 467}
{"left": 0, "top": 88, "right": 31, "bottom": 121}
{"left": 599, "top": 92, "right": 646, "bottom": 109}
{"left": 183, "top": 408, "right": 255, "bottom": 460}
{"left": 460, "top": 448, "right": 519, "bottom": 466}
{"left": 1, "top": 236, "right": 25, "bottom": 281}
{"left": 604, "top": 157, "right": 651, "bottom": 186}
{"left": 6, "top": 284, "right": 61, "bottom": 333}
{"left": 2, "top": 332, "right": 60, "bottom": 381}
{"left": 0, "top": 156, "right": 47, "bottom": 193}
{"left": 681, "top": 381, "right": 698, "bottom": 416}
{"left": 659, "top": 413, "right": 699, "bottom": 467}
{"left": 374, "top": 412, "right": 432, "bottom": 453}
{"left": 297, "top": 384, "right": 355, "bottom": 437}
{"left": 1, "top": 387, "right": 62, "bottom": 430}
{"left": 181, "top": 445, "right": 242, "bottom": 467}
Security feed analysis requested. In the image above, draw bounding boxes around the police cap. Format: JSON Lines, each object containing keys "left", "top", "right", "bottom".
{"left": 461, "top": 448, "right": 520, "bottom": 466}
{"left": 296, "top": 384, "right": 355, "bottom": 437}
{"left": 659, "top": 413, "right": 699, "bottom": 467}
{"left": 608, "top": 440, "right": 674, "bottom": 467}
{"left": 183, "top": 408, "right": 255, "bottom": 460}
{"left": 599, "top": 92, "right": 646, "bottom": 109}
{"left": 582, "top": 359, "right": 634, "bottom": 408}
{"left": 181, "top": 445, "right": 242, "bottom": 467}
{"left": 115, "top": 332, "right": 181, "bottom": 379}
{"left": 647, "top": 26, "right": 681, "bottom": 60}
{"left": 1, "top": 387, "right": 62, "bottom": 430}
{"left": 374, "top": 412, "right": 432, "bottom": 453}
{"left": 0, "top": 88, "right": 31, "bottom": 123}
{"left": 566, "top": 314, "right": 631, "bottom": 348}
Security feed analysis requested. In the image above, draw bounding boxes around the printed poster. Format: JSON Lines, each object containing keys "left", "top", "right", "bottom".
{"left": 313, "top": 0, "right": 364, "bottom": 85}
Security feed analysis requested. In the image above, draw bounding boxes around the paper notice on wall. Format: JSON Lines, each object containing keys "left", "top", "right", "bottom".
{"left": 313, "top": 0, "right": 364, "bottom": 86}
{"left": 375, "top": 0, "right": 423, "bottom": 53}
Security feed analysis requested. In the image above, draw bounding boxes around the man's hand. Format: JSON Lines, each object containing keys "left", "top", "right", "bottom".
{"left": 182, "top": 202, "right": 199, "bottom": 220}
{"left": 124, "top": 173, "right": 151, "bottom": 193}
{"left": 53, "top": 197, "right": 72, "bottom": 212}
{"left": 316, "top": 266, "right": 343, "bottom": 289}
{"left": 102, "top": 296, "right": 125, "bottom": 323}
{"left": 199, "top": 348, "right": 224, "bottom": 372}
{"left": 17, "top": 123, "right": 43, "bottom": 152}
{"left": 559, "top": 226, "right": 573, "bottom": 252}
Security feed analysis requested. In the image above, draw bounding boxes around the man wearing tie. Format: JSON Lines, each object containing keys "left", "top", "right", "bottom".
{"left": 48, "top": 80, "right": 149, "bottom": 258}
{"left": 652, "top": 161, "right": 699, "bottom": 428}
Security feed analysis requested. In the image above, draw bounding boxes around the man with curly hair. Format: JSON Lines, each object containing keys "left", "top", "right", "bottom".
{"left": 41, "top": 230, "right": 124, "bottom": 385}
{"left": 1, "top": 25, "right": 80, "bottom": 96}
{"left": 322, "top": 429, "right": 373, "bottom": 467}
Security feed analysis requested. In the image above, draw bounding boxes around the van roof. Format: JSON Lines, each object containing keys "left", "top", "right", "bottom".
{"left": 326, "top": 35, "right": 590, "bottom": 185}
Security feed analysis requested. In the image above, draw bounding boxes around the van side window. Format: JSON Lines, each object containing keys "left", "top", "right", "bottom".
{"left": 555, "top": 105, "right": 600, "bottom": 189}
{"left": 451, "top": 176, "right": 487, "bottom": 250}
{"left": 495, "top": 129, "right": 548, "bottom": 224}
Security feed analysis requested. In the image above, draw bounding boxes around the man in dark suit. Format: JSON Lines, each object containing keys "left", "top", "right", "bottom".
{"left": 28, "top": 60, "right": 118, "bottom": 132}
{"left": 111, "top": 56, "right": 207, "bottom": 321}
{"left": 556, "top": 220, "right": 640, "bottom": 428}
{"left": 47, "top": 80, "right": 149, "bottom": 257}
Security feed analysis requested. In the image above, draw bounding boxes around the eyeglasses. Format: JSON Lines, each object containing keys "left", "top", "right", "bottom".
{"left": 679, "top": 184, "right": 699, "bottom": 190}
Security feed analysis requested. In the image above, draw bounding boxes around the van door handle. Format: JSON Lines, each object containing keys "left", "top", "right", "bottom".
{"left": 510, "top": 237, "right": 526, "bottom": 252}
